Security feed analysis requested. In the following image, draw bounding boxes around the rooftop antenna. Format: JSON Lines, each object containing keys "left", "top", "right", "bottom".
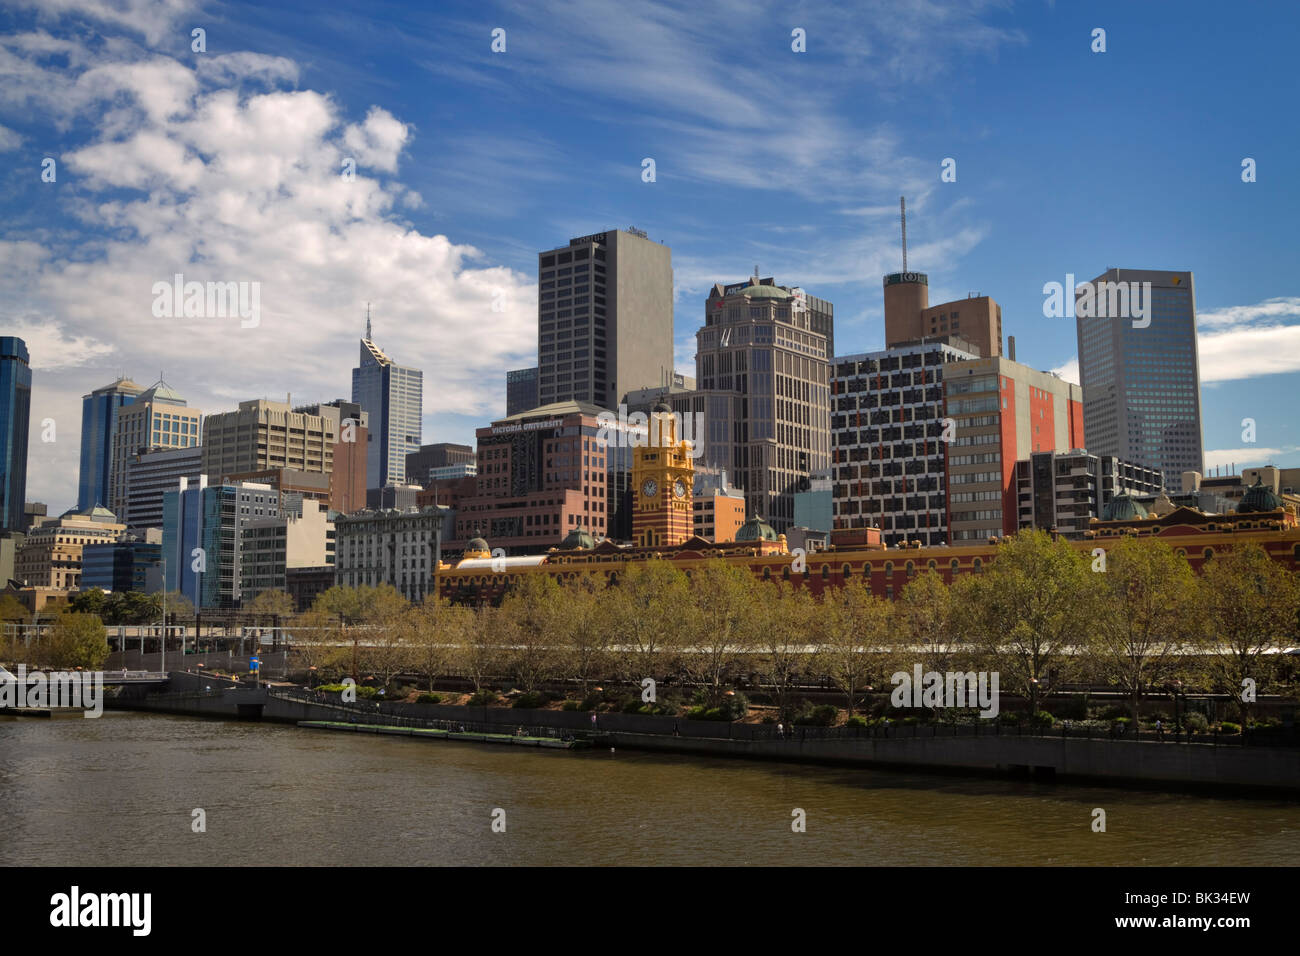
{"left": 900, "top": 196, "right": 908, "bottom": 272}
{"left": 753, "top": 264, "right": 760, "bottom": 280}
{"left": 365, "top": 302, "right": 373, "bottom": 341}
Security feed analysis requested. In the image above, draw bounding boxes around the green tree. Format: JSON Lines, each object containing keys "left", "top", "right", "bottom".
{"left": 244, "top": 589, "right": 295, "bottom": 624}
{"left": 1195, "top": 542, "right": 1300, "bottom": 722}
{"left": 957, "top": 530, "right": 1092, "bottom": 713}
{"left": 68, "top": 588, "right": 108, "bottom": 619}
{"left": 898, "top": 571, "right": 966, "bottom": 712}
{"left": 555, "top": 574, "right": 609, "bottom": 695}
{"left": 44, "top": 613, "right": 110, "bottom": 670}
{"left": 1090, "top": 537, "right": 1199, "bottom": 722}
{"left": 498, "top": 573, "right": 563, "bottom": 693}
{"left": 817, "top": 585, "right": 894, "bottom": 717}
{"left": 760, "top": 581, "right": 815, "bottom": 721}
{"left": 606, "top": 560, "right": 690, "bottom": 687}
{"left": 681, "top": 560, "right": 760, "bottom": 706}
{"left": 453, "top": 605, "right": 504, "bottom": 692}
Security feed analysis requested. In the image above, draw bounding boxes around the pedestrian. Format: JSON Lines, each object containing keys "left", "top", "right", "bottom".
{"left": 776, "top": 721, "right": 784, "bottom": 739}
{"left": 590, "top": 712, "right": 597, "bottom": 731}
{"left": 1156, "top": 718, "right": 1162, "bottom": 737}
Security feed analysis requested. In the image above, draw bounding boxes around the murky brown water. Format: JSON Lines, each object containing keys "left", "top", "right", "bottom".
{"left": 2, "top": 712, "right": 1296, "bottom": 866}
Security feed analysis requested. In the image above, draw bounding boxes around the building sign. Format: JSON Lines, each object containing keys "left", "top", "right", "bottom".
{"left": 885, "top": 272, "right": 929, "bottom": 286}
{"left": 723, "top": 277, "right": 774, "bottom": 295}
{"left": 490, "top": 419, "right": 562, "bottom": 436}
{"left": 570, "top": 233, "right": 608, "bottom": 247}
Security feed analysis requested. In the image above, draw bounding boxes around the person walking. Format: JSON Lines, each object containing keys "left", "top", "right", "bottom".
{"left": 776, "top": 721, "right": 784, "bottom": 740}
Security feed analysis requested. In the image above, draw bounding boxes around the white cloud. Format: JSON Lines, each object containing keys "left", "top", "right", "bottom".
{"left": 0, "top": 123, "right": 22, "bottom": 150}
{"left": 1051, "top": 357, "right": 1079, "bottom": 385}
{"left": 0, "top": 21, "right": 537, "bottom": 511}
{"left": 1203, "top": 447, "right": 1291, "bottom": 470}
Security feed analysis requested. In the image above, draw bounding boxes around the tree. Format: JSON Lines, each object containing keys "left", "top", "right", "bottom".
{"left": 605, "top": 560, "right": 690, "bottom": 688}
{"left": 817, "top": 585, "right": 894, "bottom": 717}
{"left": 898, "top": 571, "right": 966, "bottom": 707}
{"left": 1195, "top": 542, "right": 1300, "bottom": 723}
{"left": 554, "top": 574, "right": 609, "bottom": 695}
{"left": 958, "top": 530, "right": 1092, "bottom": 713}
{"left": 402, "top": 598, "right": 473, "bottom": 692}
{"left": 453, "top": 605, "right": 504, "bottom": 692}
{"left": 681, "top": 560, "right": 760, "bottom": 706}
{"left": 244, "top": 589, "right": 294, "bottom": 624}
{"left": 1090, "top": 537, "right": 1199, "bottom": 722}
{"left": 497, "top": 573, "right": 563, "bottom": 693}
{"left": 162, "top": 590, "right": 195, "bottom": 621}
{"left": 68, "top": 588, "right": 108, "bottom": 619}
{"left": 760, "top": 581, "right": 815, "bottom": 720}
{"left": 44, "top": 613, "right": 110, "bottom": 670}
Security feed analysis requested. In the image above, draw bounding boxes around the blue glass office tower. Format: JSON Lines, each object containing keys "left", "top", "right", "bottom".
{"left": 77, "top": 376, "right": 142, "bottom": 511}
{"left": 1076, "top": 269, "right": 1203, "bottom": 483}
{"left": 351, "top": 318, "right": 422, "bottom": 490}
{"left": 0, "top": 337, "right": 32, "bottom": 532}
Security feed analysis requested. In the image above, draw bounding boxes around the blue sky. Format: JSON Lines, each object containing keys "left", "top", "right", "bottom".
{"left": 2, "top": 0, "right": 1298, "bottom": 511}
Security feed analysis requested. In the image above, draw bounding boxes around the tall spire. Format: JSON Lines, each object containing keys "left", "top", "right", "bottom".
{"left": 365, "top": 302, "right": 372, "bottom": 342}
{"left": 900, "top": 196, "right": 908, "bottom": 272}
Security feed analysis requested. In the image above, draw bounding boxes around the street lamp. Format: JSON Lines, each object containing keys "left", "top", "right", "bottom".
{"left": 1173, "top": 679, "right": 1184, "bottom": 733}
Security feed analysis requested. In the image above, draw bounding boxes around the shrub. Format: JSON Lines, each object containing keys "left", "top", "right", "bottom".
{"left": 467, "top": 689, "right": 498, "bottom": 706}
{"left": 999, "top": 711, "right": 1021, "bottom": 725}
{"left": 845, "top": 715, "right": 868, "bottom": 728}
{"left": 561, "top": 700, "right": 582, "bottom": 711}
{"left": 355, "top": 686, "right": 379, "bottom": 700}
{"left": 1220, "top": 722, "right": 1241, "bottom": 735}
{"left": 1028, "top": 710, "right": 1054, "bottom": 727}
{"left": 513, "top": 691, "right": 547, "bottom": 709}
{"left": 416, "top": 692, "right": 442, "bottom": 705}
{"left": 1183, "top": 712, "right": 1208, "bottom": 732}
{"left": 620, "top": 696, "right": 644, "bottom": 714}
{"left": 686, "top": 705, "right": 729, "bottom": 721}
{"left": 794, "top": 704, "right": 839, "bottom": 727}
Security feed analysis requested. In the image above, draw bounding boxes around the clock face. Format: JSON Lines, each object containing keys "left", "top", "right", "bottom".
{"left": 641, "top": 478, "right": 658, "bottom": 498}
{"left": 673, "top": 479, "right": 687, "bottom": 499}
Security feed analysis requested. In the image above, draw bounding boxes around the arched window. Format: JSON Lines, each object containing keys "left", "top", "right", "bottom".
{"left": 762, "top": 566, "right": 771, "bottom": 580}
{"left": 821, "top": 564, "right": 830, "bottom": 581}
{"left": 972, "top": 558, "right": 983, "bottom": 574}
{"left": 1176, "top": 549, "right": 1186, "bottom": 559}
{"left": 782, "top": 566, "right": 791, "bottom": 581}
{"left": 905, "top": 560, "right": 916, "bottom": 579}
{"left": 884, "top": 561, "right": 893, "bottom": 578}
{"left": 842, "top": 563, "right": 852, "bottom": 580}
{"left": 951, "top": 559, "right": 960, "bottom": 575}
{"left": 1203, "top": 548, "right": 1214, "bottom": 560}
{"left": 927, "top": 559, "right": 937, "bottom": 572}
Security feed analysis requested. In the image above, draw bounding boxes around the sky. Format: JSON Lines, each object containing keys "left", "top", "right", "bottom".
{"left": 2, "top": 0, "right": 1298, "bottom": 513}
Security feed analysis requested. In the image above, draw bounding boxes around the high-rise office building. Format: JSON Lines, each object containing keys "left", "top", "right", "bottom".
{"left": 672, "top": 277, "right": 832, "bottom": 531}
{"left": 944, "top": 357, "right": 1085, "bottom": 541}
{"left": 882, "top": 271, "right": 1003, "bottom": 359}
{"left": 162, "top": 476, "right": 280, "bottom": 608}
{"left": 405, "top": 443, "right": 474, "bottom": 486}
{"left": 536, "top": 228, "right": 674, "bottom": 410}
{"left": 351, "top": 317, "right": 422, "bottom": 490}
{"left": 832, "top": 340, "right": 978, "bottom": 547}
{"left": 1014, "top": 450, "right": 1164, "bottom": 539}
{"left": 123, "top": 445, "right": 203, "bottom": 533}
{"left": 202, "top": 399, "right": 337, "bottom": 479}
{"left": 1075, "top": 268, "right": 1203, "bottom": 478}
{"left": 0, "top": 337, "right": 32, "bottom": 533}
{"left": 108, "top": 380, "right": 201, "bottom": 521}
{"left": 506, "top": 367, "right": 539, "bottom": 416}
{"left": 78, "top": 376, "right": 142, "bottom": 511}
{"left": 296, "top": 399, "right": 368, "bottom": 514}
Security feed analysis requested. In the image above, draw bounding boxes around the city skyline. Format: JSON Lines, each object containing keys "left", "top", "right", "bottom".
{"left": 2, "top": 0, "right": 1298, "bottom": 517}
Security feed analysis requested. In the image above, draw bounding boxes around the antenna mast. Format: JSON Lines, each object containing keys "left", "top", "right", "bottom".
{"left": 365, "top": 302, "right": 372, "bottom": 341}
{"left": 900, "top": 196, "right": 908, "bottom": 272}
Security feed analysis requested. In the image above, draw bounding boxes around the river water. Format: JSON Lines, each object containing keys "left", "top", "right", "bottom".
{"left": 2, "top": 712, "right": 1297, "bottom": 866}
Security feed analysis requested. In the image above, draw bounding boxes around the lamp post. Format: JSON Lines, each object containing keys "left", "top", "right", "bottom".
{"left": 1173, "top": 679, "right": 1184, "bottom": 733}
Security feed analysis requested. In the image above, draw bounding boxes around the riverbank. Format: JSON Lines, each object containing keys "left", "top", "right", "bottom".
{"left": 99, "top": 672, "right": 1300, "bottom": 795}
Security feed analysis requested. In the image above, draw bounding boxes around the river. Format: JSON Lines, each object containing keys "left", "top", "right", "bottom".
{"left": 3, "top": 712, "right": 1297, "bottom": 866}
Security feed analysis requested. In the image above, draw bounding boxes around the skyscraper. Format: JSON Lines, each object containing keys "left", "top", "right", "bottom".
{"left": 1075, "top": 268, "right": 1203, "bottom": 480}
{"left": 78, "top": 376, "right": 142, "bottom": 511}
{"left": 351, "top": 316, "right": 422, "bottom": 490}
{"left": 672, "top": 277, "right": 832, "bottom": 531}
{"left": 536, "top": 228, "right": 674, "bottom": 410}
{"left": 0, "top": 337, "right": 32, "bottom": 533}
{"left": 108, "top": 380, "right": 202, "bottom": 520}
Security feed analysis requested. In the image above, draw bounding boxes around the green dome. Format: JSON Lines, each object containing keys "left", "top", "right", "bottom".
{"left": 1237, "top": 479, "right": 1283, "bottom": 514}
{"left": 735, "top": 514, "right": 779, "bottom": 542}
{"left": 559, "top": 526, "right": 595, "bottom": 550}
{"left": 731, "top": 281, "right": 790, "bottom": 300}
{"left": 465, "top": 537, "right": 490, "bottom": 554}
{"left": 1102, "top": 493, "right": 1149, "bottom": 522}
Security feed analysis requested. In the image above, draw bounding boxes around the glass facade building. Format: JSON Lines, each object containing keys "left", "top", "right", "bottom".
{"left": 352, "top": 325, "right": 422, "bottom": 490}
{"left": 78, "top": 377, "right": 142, "bottom": 511}
{"left": 1076, "top": 269, "right": 1202, "bottom": 481}
{"left": 0, "top": 336, "right": 32, "bottom": 532}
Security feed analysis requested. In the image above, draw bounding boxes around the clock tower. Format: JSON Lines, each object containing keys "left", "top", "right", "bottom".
{"left": 632, "top": 403, "right": 695, "bottom": 547}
